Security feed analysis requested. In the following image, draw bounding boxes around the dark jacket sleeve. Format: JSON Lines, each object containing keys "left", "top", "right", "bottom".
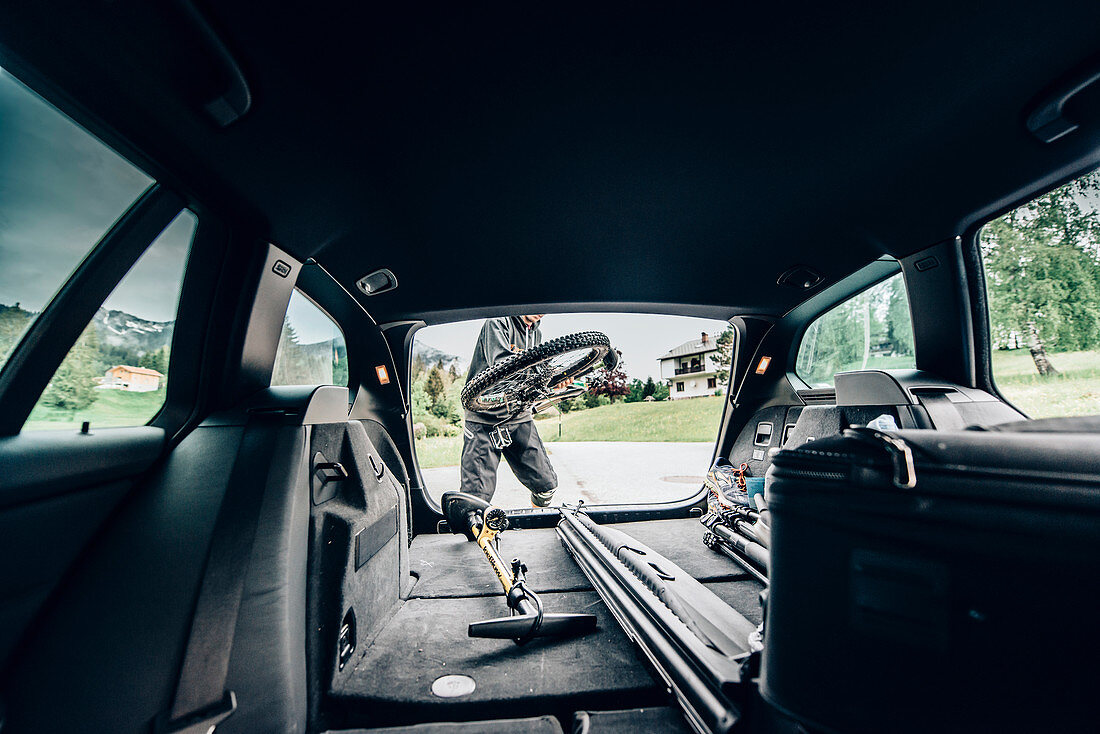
{"left": 481, "top": 318, "right": 516, "bottom": 367}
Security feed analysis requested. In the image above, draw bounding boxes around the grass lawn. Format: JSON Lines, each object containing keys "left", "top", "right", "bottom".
{"left": 413, "top": 395, "right": 725, "bottom": 468}
{"left": 414, "top": 434, "right": 464, "bottom": 470}
{"left": 991, "top": 348, "right": 1100, "bottom": 418}
{"left": 545, "top": 395, "right": 725, "bottom": 443}
{"left": 24, "top": 388, "right": 166, "bottom": 431}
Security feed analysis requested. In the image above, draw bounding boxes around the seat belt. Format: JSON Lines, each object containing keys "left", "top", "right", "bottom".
{"left": 155, "top": 415, "right": 284, "bottom": 734}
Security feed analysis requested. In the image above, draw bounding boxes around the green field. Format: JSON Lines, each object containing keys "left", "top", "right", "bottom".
{"left": 24, "top": 388, "right": 166, "bottom": 431}
{"left": 414, "top": 395, "right": 725, "bottom": 468}
{"left": 544, "top": 395, "right": 724, "bottom": 443}
{"left": 990, "top": 349, "right": 1100, "bottom": 418}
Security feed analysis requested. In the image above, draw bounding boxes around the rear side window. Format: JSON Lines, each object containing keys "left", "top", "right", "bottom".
{"left": 980, "top": 170, "right": 1100, "bottom": 418}
{"left": 23, "top": 211, "right": 196, "bottom": 431}
{"left": 795, "top": 272, "right": 915, "bottom": 389}
{"left": 272, "top": 290, "right": 348, "bottom": 386}
{"left": 0, "top": 66, "right": 153, "bottom": 371}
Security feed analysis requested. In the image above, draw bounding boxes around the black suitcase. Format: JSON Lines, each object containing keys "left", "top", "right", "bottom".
{"left": 761, "top": 422, "right": 1100, "bottom": 734}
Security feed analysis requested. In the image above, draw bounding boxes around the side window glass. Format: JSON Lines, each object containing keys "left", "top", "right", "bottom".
{"left": 272, "top": 290, "right": 348, "bottom": 386}
{"left": 980, "top": 171, "right": 1100, "bottom": 418}
{"left": 0, "top": 66, "right": 153, "bottom": 372}
{"left": 24, "top": 211, "right": 196, "bottom": 431}
{"left": 795, "top": 272, "right": 915, "bottom": 389}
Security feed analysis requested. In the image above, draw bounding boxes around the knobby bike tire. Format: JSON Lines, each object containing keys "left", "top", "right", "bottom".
{"left": 461, "top": 331, "right": 611, "bottom": 413}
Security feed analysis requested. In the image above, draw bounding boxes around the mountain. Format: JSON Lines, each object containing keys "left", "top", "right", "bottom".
{"left": 92, "top": 308, "right": 174, "bottom": 356}
{"left": 413, "top": 340, "right": 465, "bottom": 371}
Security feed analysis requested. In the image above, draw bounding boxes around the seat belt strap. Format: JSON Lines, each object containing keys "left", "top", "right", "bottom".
{"left": 155, "top": 415, "right": 283, "bottom": 734}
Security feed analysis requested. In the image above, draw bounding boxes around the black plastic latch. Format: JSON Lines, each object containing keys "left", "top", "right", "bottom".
{"left": 312, "top": 452, "right": 348, "bottom": 505}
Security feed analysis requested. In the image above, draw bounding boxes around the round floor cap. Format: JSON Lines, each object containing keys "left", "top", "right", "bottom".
{"left": 431, "top": 674, "right": 476, "bottom": 698}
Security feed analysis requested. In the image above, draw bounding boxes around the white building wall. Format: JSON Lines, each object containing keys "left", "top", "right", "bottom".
{"left": 670, "top": 374, "right": 717, "bottom": 399}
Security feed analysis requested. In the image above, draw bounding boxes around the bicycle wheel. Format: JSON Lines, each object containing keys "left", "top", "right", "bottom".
{"left": 461, "top": 331, "right": 612, "bottom": 413}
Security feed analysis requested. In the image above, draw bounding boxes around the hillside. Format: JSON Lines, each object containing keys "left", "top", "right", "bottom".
{"left": 1, "top": 302, "right": 173, "bottom": 368}
{"left": 413, "top": 340, "right": 464, "bottom": 371}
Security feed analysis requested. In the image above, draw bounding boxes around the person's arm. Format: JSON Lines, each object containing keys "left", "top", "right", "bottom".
{"left": 482, "top": 318, "right": 516, "bottom": 366}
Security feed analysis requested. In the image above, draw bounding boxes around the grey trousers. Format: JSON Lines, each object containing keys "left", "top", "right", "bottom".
{"left": 459, "top": 420, "right": 558, "bottom": 504}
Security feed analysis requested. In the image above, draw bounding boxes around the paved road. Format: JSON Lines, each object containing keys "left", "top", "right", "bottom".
{"left": 421, "top": 441, "right": 715, "bottom": 508}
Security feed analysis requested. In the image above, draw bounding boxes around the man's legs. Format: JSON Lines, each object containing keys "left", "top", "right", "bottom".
{"left": 501, "top": 420, "right": 558, "bottom": 507}
{"left": 459, "top": 422, "right": 502, "bottom": 502}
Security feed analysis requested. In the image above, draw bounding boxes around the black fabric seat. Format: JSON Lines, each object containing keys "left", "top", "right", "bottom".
{"left": 1, "top": 386, "right": 349, "bottom": 734}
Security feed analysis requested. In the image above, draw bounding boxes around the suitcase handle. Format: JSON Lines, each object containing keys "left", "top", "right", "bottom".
{"left": 842, "top": 427, "right": 917, "bottom": 489}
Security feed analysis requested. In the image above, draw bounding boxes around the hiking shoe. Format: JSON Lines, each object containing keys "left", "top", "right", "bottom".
{"left": 704, "top": 459, "right": 751, "bottom": 512}
{"left": 530, "top": 488, "right": 556, "bottom": 508}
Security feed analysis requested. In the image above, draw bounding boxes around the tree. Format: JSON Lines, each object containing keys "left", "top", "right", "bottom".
{"left": 885, "top": 278, "right": 914, "bottom": 357}
{"left": 41, "top": 323, "right": 101, "bottom": 410}
{"left": 587, "top": 363, "right": 630, "bottom": 403}
{"left": 652, "top": 382, "right": 670, "bottom": 401}
{"left": 0, "top": 303, "right": 33, "bottom": 366}
{"left": 714, "top": 328, "right": 734, "bottom": 384}
{"left": 448, "top": 363, "right": 459, "bottom": 381}
{"left": 272, "top": 320, "right": 310, "bottom": 384}
{"left": 410, "top": 355, "right": 427, "bottom": 383}
{"left": 138, "top": 346, "right": 169, "bottom": 375}
{"left": 425, "top": 364, "right": 446, "bottom": 409}
{"left": 625, "top": 378, "right": 645, "bottom": 403}
{"left": 981, "top": 172, "right": 1100, "bottom": 375}
{"left": 642, "top": 376, "right": 656, "bottom": 398}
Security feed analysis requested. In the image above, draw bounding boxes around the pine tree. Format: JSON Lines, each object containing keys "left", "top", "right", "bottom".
{"left": 425, "top": 364, "right": 446, "bottom": 408}
{"left": 642, "top": 376, "right": 656, "bottom": 398}
{"left": 41, "top": 323, "right": 101, "bottom": 410}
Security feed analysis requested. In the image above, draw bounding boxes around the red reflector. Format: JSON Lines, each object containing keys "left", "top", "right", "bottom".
{"left": 755, "top": 356, "right": 771, "bottom": 375}
{"left": 376, "top": 365, "right": 390, "bottom": 385}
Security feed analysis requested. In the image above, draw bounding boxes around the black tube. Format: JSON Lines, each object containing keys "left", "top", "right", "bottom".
{"left": 711, "top": 524, "right": 769, "bottom": 571}
{"left": 557, "top": 510, "right": 744, "bottom": 734}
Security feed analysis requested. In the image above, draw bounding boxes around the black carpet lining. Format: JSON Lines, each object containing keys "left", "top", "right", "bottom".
{"left": 329, "top": 590, "right": 663, "bottom": 726}
{"left": 330, "top": 518, "right": 765, "bottom": 728}
{"left": 409, "top": 517, "right": 748, "bottom": 598}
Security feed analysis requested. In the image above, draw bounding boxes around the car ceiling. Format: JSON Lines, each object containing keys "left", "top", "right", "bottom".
{"left": 2, "top": 3, "right": 1100, "bottom": 324}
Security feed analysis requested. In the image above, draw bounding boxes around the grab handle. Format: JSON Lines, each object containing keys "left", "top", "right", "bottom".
{"left": 1026, "top": 56, "right": 1100, "bottom": 143}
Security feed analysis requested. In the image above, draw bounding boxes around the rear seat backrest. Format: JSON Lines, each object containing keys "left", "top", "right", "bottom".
{"left": 2, "top": 386, "right": 345, "bottom": 734}
{"left": 305, "top": 419, "right": 411, "bottom": 728}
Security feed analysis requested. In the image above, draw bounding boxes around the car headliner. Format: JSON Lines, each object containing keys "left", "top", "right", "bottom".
{"left": 3, "top": 3, "right": 1100, "bottom": 324}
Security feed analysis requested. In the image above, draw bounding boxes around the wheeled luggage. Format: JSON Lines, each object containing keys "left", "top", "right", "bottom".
{"left": 761, "top": 423, "right": 1100, "bottom": 733}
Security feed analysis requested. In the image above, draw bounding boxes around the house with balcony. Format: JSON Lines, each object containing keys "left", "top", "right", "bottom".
{"left": 657, "top": 332, "right": 721, "bottom": 399}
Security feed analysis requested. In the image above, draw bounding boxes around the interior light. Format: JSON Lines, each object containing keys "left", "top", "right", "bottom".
{"left": 755, "top": 356, "right": 772, "bottom": 375}
{"left": 376, "top": 365, "right": 390, "bottom": 385}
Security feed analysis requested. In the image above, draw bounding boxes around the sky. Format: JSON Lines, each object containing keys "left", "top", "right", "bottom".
{"left": 418, "top": 313, "right": 730, "bottom": 381}
{"left": 0, "top": 67, "right": 193, "bottom": 323}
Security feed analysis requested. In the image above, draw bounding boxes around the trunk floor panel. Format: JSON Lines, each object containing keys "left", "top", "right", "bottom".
{"left": 330, "top": 590, "right": 662, "bottom": 724}
{"left": 409, "top": 517, "right": 748, "bottom": 598}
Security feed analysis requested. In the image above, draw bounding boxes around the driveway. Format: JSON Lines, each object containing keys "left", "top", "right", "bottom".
{"left": 421, "top": 441, "right": 715, "bottom": 508}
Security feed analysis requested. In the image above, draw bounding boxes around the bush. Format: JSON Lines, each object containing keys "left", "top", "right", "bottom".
{"left": 419, "top": 413, "right": 460, "bottom": 437}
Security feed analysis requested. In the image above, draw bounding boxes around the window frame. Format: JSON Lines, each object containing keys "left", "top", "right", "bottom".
{"left": 966, "top": 162, "right": 1100, "bottom": 418}
{"left": 791, "top": 269, "right": 916, "bottom": 390}
{"left": 0, "top": 187, "right": 189, "bottom": 436}
{"left": 270, "top": 286, "right": 350, "bottom": 389}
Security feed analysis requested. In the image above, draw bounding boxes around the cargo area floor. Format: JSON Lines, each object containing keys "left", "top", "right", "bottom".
{"left": 329, "top": 518, "right": 763, "bottom": 726}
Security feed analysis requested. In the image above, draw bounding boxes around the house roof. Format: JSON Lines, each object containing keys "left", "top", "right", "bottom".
{"left": 111, "top": 365, "right": 165, "bottom": 377}
{"left": 659, "top": 337, "right": 718, "bottom": 360}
